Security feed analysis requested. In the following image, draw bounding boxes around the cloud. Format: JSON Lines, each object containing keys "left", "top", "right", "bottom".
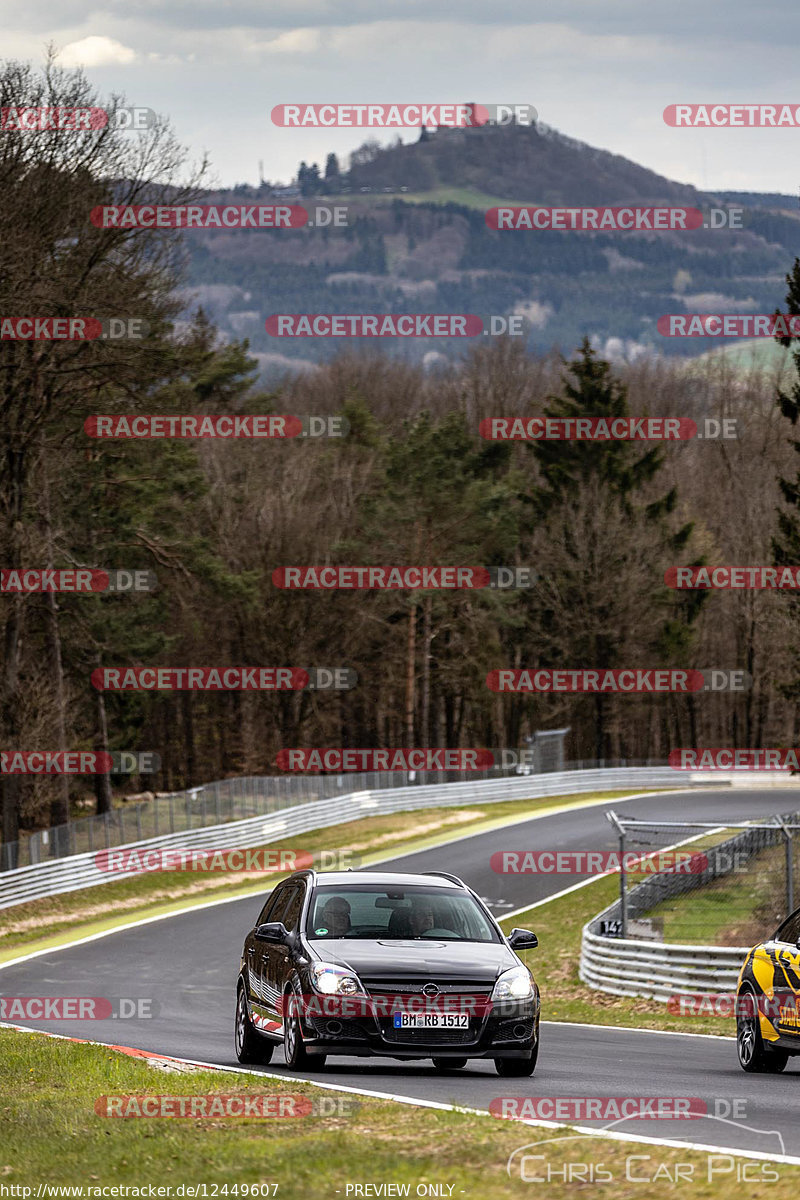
{"left": 258, "top": 27, "right": 321, "bottom": 53}
{"left": 680, "top": 292, "right": 758, "bottom": 312}
{"left": 513, "top": 300, "right": 553, "bottom": 328}
{"left": 58, "top": 36, "right": 137, "bottom": 67}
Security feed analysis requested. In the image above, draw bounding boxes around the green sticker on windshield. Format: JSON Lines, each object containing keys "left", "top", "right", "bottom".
{"left": 315, "top": 927, "right": 328, "bottom": 935}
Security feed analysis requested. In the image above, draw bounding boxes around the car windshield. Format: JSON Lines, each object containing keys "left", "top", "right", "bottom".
{"left": 306, "top": 884, "right": 500, "bottom": 942}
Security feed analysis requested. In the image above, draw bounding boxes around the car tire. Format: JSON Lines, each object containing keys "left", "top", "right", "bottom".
{"left": 282, "top": 985, "right": 327, "bottom": 1070}
{"left": 432, "top": 1057, "right": 468, "bottom": 1070}
{"left": 235, "top": 981, "right": 274, "bottom": 1065}
{"left": 494, "top": 1037, "right": 539, "bottom": 1077}
{"left": 737, "top": 986, "right": 789, "bottom": 1073}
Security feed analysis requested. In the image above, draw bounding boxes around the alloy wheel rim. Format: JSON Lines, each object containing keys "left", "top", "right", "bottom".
{"left": 236, "top": 992, "right": 245, "bottom": 1054}
{"left": 738, "top": 998, "right": 756, "bottom": 1064}
{"left": 285, "top": 997, "right": 296, "bottom": 1059}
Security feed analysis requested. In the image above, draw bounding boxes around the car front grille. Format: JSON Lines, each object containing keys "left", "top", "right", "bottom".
{"left": 362, "top": 978, "right": 493, "bottom": 997}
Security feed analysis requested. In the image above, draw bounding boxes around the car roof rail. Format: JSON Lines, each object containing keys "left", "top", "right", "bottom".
{"left": 422, "top": 871, "right": 466, "bottom": 887}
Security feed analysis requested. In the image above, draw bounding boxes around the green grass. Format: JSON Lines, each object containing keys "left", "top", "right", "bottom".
{"left": 639, "top": 840, "right": 791, "bottom": 948}
{"left": 2, "top": 1028, "right": 797, "bottom": 1192}
{"left": 690, "top": 337, "right": 798, "bottom": 377}
{"left": 324, "top": 186, "right": 533, "bottom": 210}
{"left": 0, "top": 790, "right": 646, "bottom": 961}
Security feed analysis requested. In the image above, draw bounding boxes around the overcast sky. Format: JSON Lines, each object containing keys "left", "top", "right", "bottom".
{"left": 4, "top": 0, "right": 799, "bottom": 194}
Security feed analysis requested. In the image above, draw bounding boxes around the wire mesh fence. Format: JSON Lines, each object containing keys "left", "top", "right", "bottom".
{"left": 1, "top": 729, "right": 613, "bottom": 871}
{"left": 599, "top": 810, "right": 800, "bottom": 947}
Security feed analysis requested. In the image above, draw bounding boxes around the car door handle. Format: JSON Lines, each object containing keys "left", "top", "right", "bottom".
{"left": 247, "top": 947, "right": 254, "bottom": 956}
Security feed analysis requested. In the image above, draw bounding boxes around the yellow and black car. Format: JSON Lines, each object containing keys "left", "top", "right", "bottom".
{"left": 737, "top": 905, "right": 800, "bottom": 1072}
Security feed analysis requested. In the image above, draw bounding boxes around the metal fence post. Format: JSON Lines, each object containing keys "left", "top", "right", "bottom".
{"left": 774, "top": 816, "right": 794, "bottom": 917}
{"left": 775, "top": 817, "right": 795, "bottom": 916}
{"left": 607, "top": 810, "right": 628, "bottom": 938}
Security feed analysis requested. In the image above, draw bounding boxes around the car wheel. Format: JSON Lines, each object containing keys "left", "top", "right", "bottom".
{"left": 235, "top": 981, "right": 274, "bottom": 1065}
{"left": 432, "top": 1057, "right": 468, "bottom": 1070}
{"left": 282, "top": 985, "right": 327, "bottom": 1070}
{"left": 495, "top": 1038, "right": 539, "bottom": 1077}
{"left": 737, "top": 986, "right": 789, "bottom": 1073}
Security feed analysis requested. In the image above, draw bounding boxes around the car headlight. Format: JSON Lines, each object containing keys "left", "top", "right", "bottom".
{"left": 311, "top": 962, "right": 365, "bottom": 996}
{"left": 492, "top": 966, "right": 534, "bottom": 1001}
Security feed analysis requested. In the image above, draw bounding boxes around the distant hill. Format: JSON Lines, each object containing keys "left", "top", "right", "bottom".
{"left": 178, "top": 122, "right": 800, "bottom": 379}
{"left": 345, "top": 121, "right": 710, "bottom": 207}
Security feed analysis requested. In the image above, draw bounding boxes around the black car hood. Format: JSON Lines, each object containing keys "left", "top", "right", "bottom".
{"left": 306, "top": 938, "right": 519, "bottom": 982}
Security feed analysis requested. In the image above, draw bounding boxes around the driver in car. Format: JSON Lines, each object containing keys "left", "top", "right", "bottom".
{"left": 321, "top": 896, "right": 351, "bottom": 937}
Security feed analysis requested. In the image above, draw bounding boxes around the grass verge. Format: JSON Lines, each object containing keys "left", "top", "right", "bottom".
{"left": 641, "top": 840, "right": 792, "bottom": 948}
{"left": 0, "top": 1028, "right": 795, "bottom": 1193}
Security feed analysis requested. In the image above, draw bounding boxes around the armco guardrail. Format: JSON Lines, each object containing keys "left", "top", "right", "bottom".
{"left": 578, "top": 815, "right": 800, "bottom": 1000}
{"left": 0, "top": 765, "right": 679, "bottom": 910}
{"left": 580, "top": 931, "right": 747, "bottom": 1000}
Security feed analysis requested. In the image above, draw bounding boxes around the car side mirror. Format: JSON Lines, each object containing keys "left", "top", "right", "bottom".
{"left": 508, "top": 928, "right": 538, "bottom": 950}
{"left": 255, "top": 922, "right": 288, "bottom": 943}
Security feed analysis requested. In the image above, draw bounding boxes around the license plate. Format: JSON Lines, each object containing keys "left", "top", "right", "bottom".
{"left": 392, "top": 1012, "right": 469, "bottom": 1029}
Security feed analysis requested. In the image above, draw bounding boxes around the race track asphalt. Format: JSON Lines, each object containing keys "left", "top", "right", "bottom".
{"left": 3, "top": 787, "right": 800, "bottom": 1160}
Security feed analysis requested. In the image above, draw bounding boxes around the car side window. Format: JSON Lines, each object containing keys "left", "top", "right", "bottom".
{"left": 256, "top": 886, "right": 286, "bottom": 927}
{"left": 278, "top": 885, "right": 305, "bottom": 933}
{"left": 775, "top": 910, "right": 800, "bottom": 945}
